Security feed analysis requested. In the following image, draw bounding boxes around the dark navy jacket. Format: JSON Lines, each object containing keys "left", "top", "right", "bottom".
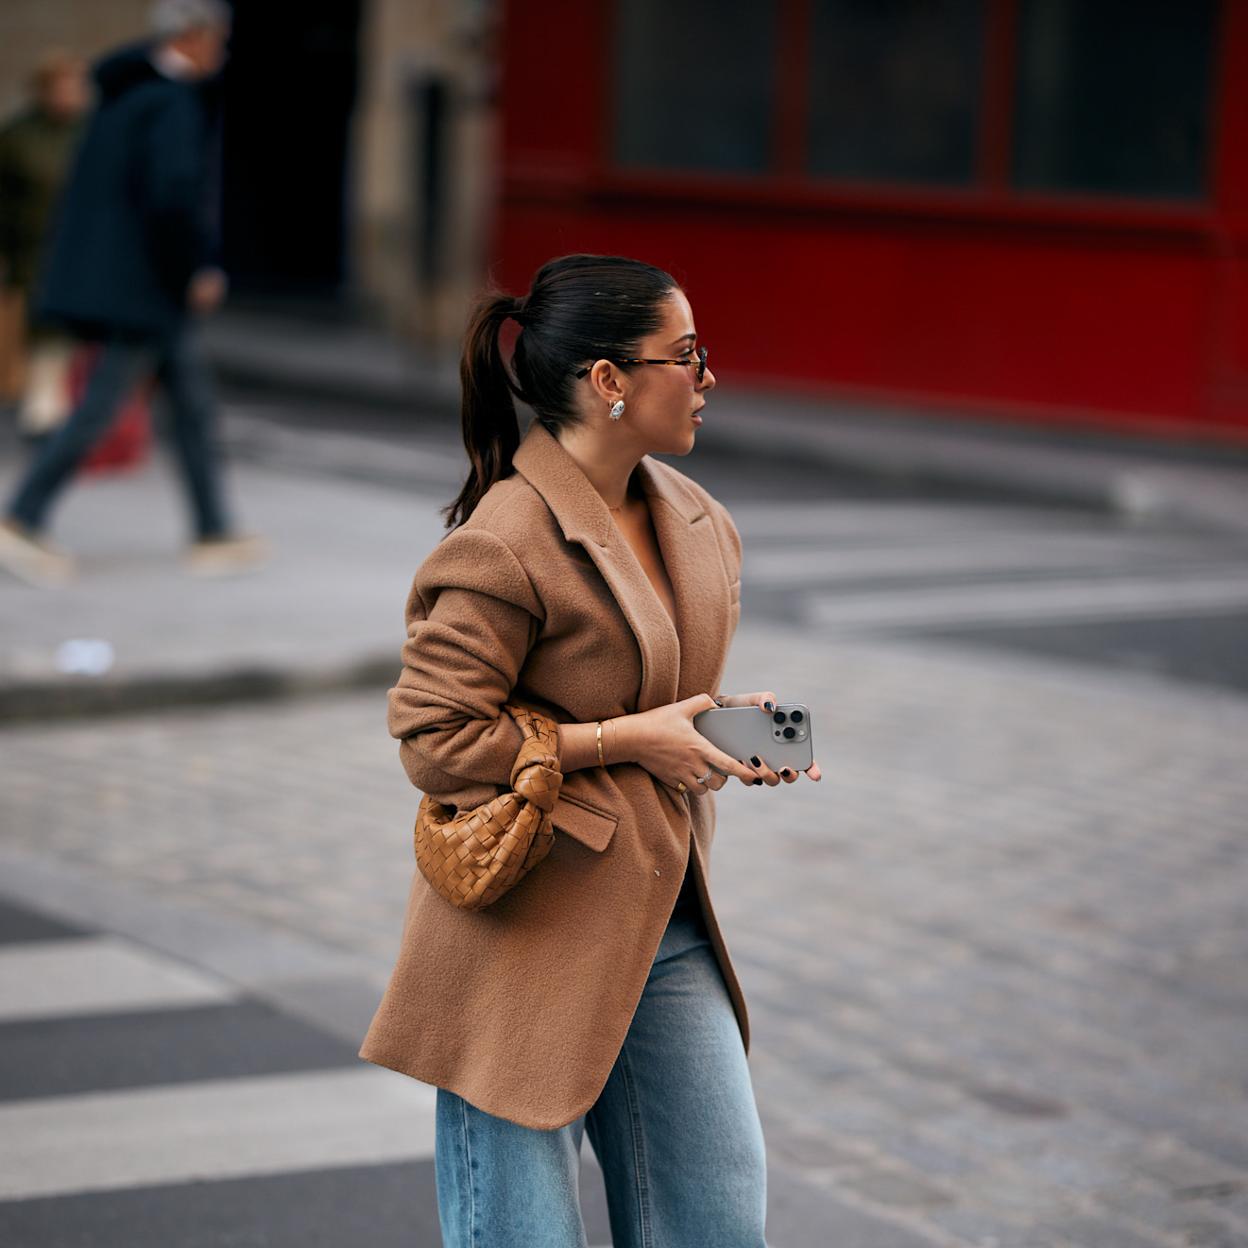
{"left": 35, "top": 41, "right": 222, "bottom": 339}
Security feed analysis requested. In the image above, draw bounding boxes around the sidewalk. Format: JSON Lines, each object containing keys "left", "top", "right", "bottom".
{"left": 205, "top": 310, "right": 1248, "bottom": 533}
{"left": 0, "top": 444, "right": 446, "bottom": 720}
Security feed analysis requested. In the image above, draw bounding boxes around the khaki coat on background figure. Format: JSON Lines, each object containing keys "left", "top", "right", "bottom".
{"left": 359, "top": 417, "right": 748, "bottom": 1130}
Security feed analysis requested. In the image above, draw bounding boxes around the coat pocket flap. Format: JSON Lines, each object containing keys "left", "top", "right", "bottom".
{"left": 551, "top": 792, "right": 618, "bottom": 853}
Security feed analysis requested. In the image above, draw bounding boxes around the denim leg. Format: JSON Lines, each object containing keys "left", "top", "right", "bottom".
{"left": 434, "top": 1086, "right": 589, "bottom": 1248}
{"left": 7, "top": 336, "right": 154, "bottom": 532}
{"left": 586, "top": 910, "right": 769, "bottom": 1248}
{"left": 154, "top": 324, "right": 230, "bottom": 539}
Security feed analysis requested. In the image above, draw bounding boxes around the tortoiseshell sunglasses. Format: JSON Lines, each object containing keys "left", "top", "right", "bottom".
{"left": 574, "top": 345, "right": 708, "bottom": 384}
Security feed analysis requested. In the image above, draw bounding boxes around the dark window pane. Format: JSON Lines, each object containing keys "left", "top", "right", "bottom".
{"left": 1012, "top": 0, "right": 1215, "bottom": 199}
{"left": 613, "top": 0, "right": 777, "bottom": 174}
{"left": 807, "top": 0, "right": 985, "bottom": 185}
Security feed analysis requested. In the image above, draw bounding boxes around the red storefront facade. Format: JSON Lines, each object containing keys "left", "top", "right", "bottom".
{"left": 492, "top": 1, "right": 1248, "bottom": 442}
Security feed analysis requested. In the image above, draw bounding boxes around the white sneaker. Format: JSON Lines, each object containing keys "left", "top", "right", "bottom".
{"left": 0, "top": 517, "right": 77, "bottom": 587}
{"left": 185, "top": 532, "right": 270, "bottom": 576}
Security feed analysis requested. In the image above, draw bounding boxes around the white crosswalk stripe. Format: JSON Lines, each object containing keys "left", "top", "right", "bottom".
{"left": 0, "top": 922, "right": 607, "bottom": 1241}
{"left": 0, "top": 933, "right": 441, "bottom": 1203}
{"left": 806, "top": 573, "right": 1248, "bottom": 631}
{"left": 0, "top": 1068, "right": 437, "bottom": 1201}
{"left": 0, "top": 936, "right": 237, "bottom": 1023}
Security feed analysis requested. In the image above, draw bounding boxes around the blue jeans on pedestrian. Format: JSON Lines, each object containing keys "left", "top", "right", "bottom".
{"left": 7, "top": 323, "right": 229, "bottom": 540}
{"left": 433, "top": 894, "right": 769, "bottom": 1248}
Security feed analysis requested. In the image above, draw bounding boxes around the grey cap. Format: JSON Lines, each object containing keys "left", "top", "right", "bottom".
{"left": 150, "top": 0, "right": 232, "bottom": 38}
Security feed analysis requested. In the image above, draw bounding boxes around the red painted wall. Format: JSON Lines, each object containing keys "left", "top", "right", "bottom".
{"left": 493, "top": 0, "right": 1248, "bottom": 441}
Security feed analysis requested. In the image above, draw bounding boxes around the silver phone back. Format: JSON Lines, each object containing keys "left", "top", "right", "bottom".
{"left": 691, "top": 703, "right": 814, "bottom": 771}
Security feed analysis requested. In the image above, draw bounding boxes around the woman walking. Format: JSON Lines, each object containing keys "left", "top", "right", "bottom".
{"left": 360, "top": 253, "right": 822, "bottom": 1247}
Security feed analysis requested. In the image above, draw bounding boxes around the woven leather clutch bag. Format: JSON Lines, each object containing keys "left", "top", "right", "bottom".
{"left": 413, "top": 702, "right": 562, "bottom": 910}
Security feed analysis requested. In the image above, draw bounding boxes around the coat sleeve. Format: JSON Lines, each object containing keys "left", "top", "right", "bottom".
{"left": 387, "top": 527, "right": 545, "bottom": 809}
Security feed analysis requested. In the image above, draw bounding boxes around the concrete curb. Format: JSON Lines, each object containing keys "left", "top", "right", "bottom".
{"left": 0, "top": 653, "right": 397, "bottom": 724}
{"left": 203, "top": 317, "right": 459, "bottom": 415}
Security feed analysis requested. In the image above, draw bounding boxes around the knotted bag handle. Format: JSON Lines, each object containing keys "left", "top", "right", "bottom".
{"left": 413, "top": 702, "right": 562, "bottom": 910}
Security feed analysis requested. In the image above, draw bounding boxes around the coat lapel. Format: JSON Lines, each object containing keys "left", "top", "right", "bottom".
{"left": 634, "top": 451, "right": 737, "bottom": 705}
{"left": 511, "top": 419, "right": 731, "bottom": 712}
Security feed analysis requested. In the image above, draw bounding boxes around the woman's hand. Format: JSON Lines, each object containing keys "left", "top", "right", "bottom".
{"left": 714, "top": 690, "right": 823, "bottom": 786}
{"left": 617, "top": 694, "right": 760, "bottom": 795}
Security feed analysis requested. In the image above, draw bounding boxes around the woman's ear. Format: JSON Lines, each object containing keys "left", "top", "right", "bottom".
{"left": 589, "top": 359, "right": 625, "bottom": 407}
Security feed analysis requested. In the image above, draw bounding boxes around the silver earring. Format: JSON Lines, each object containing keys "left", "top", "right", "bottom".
{"left": 609, "top": 400, "right": 625, "bottom": 420}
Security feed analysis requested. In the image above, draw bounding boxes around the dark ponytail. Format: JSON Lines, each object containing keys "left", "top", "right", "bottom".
{"left": 443, "top": 253, "right": 678, "bottom": 530}
{"left": 443, "top": 292, "right": 524, "bottom": 531}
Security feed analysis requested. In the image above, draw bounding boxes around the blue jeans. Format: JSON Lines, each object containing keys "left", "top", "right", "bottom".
{"left": 433, "top": 897, "right": 769, "bottom": 1247}
{"left": 7, "top": 324, "right": 229, "bottom": 540}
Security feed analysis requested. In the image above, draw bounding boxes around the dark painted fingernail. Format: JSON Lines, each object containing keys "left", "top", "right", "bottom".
{"left": 750, "top": 755, "right": 761, "bottom": 767}
{"left": 763, "top": 701, "right": 775, "bottom": 711}
{"left": 752, "top": 778, "right": 762, "bottom": 785}
{"left": 780, "top": 767, "right": 791, "bottom": 777}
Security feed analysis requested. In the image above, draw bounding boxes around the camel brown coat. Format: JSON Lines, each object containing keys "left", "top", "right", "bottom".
{"left": 358, "top": 417, "right": 747, "bottom": 1130}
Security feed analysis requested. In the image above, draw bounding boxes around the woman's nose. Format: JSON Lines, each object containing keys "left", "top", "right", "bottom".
{"left": 699, "top": 366, "right": 717, "bottom": 392}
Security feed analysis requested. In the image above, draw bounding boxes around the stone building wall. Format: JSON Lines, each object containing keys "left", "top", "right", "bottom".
{"left": 353, "top": 0, "right": 497, "bottom": 349}
{"left": 0, "top": 0, "right": 150, "bottom": 118}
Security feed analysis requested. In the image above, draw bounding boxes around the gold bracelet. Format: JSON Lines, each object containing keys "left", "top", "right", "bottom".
{"left": 596, "top": 720, "right": 606, "bottom": 767}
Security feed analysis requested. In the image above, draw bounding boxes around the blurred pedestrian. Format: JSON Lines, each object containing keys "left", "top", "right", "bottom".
{"left": 0, "top": 0, "right": 267, "bottom": 587}
{"left": 0, "top": 50, "right": 89, "bottom": 430}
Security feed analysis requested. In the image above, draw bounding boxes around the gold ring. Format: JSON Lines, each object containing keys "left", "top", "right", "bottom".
{"left": 675, "top": 781, "right": 687, "bottom": 793}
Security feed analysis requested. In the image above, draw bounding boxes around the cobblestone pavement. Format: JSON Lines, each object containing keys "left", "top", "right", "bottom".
{"left": 3, "top": 618, "right": 1246, "bottom": 1246}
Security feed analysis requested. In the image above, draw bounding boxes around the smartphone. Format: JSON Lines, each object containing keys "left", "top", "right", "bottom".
{"left": 692, "top": 703, "right": 814, "bottom": 772}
